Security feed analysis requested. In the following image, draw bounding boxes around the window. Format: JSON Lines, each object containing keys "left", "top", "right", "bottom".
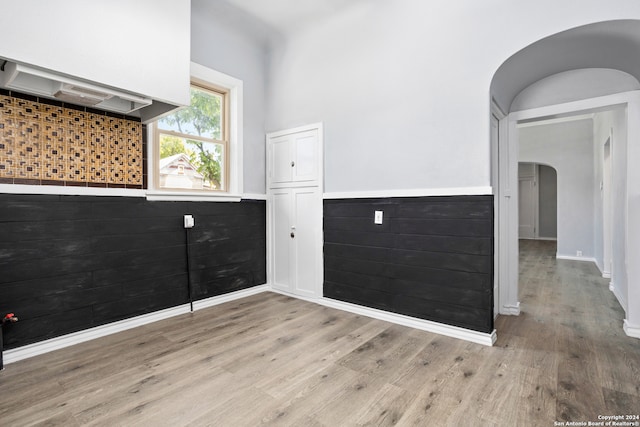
{"left": 148, "top": 63, "right": 243, "bottom": 202}
{"left": 155, "top": 82, "right": 229, "bottom": 192}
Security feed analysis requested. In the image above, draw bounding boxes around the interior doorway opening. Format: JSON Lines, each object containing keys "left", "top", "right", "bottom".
{"left": 518, "top": 162, "right": 557, "bottom": 241}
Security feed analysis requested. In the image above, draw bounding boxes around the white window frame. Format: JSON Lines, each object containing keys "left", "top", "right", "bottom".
{"left": 146, "top": 62, "right": 243, "bottom": 202}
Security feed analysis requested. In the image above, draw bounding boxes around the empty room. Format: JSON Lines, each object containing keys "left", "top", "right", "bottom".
{"left": 1, "top": 1, "right": 640, "bottom": 425}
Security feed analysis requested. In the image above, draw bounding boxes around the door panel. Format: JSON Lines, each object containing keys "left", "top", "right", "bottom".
{"left": 519, "top": 178, "right": 536, "bottom": 239}
{"left": 292, "top": 188, "right": 320, "bottom": 298}
{"left": 270, "top": 135, "right": 292, "bottom": 184}
{"left": 271, "top": 189, "right": 292, "bottom": 292}
{"left": 293, "top": 130, "right": 318, "bottom": 182}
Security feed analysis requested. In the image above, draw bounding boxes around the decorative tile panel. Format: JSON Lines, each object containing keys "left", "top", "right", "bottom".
{"left": 15, "top": 98, "right": 42, "bottom": 180}
{"left": 127, "top": 121, "right": 143, "bottom": 186}
{"left": 89, "top": 113, "right": 107, "bottom": 183}
{"left": 108, "top": 117, "right": 127, "bottom": 185}
{"left": 42, "top": 103, "right": 67, "bottom": 181}
{"left": 0, "top": 92, "right": 143, "bottom": 187}
{"left": 0, "top": 95, "right": 16, "bottom": 178}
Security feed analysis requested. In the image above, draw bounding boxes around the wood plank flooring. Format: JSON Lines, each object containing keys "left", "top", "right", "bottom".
{"left": 1, "top": 240, "right": 639, "bottom": 426}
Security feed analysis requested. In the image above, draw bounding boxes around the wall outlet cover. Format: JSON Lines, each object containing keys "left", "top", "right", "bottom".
{"left": 374, "top": 210, "right": 383, "bottom": 224}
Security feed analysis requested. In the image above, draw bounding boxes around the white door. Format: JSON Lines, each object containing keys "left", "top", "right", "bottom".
{"left": 271, "top": 188, "right": 293, "bottom": 292}
{"left": 270, "top": 135, "right": 294, "bottom": 185}
{"left": 267, "top": 128, "right": 319, "bottom": 188}
{"left": 291, "top": 187, "right": 321, "bottom": 298}
{"left": 269, "top": 187, "right": 321, "bottom": 298}
{"left": 267, "top": 123, "right": 323, "bottom": 299}
{"left": 519, "top": 177, "right": 536, "bottom": 239}
{"left": 292, "top": 130, "right": 319, "bottom": 183}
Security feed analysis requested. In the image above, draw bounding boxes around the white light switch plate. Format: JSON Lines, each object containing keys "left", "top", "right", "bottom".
{"left": 374, "top": 210, "right": 383, "bottom": 224}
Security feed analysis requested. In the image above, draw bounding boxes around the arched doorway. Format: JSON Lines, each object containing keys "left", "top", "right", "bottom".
{"left": 490, "top": 20, "right": 640, "bottom": 338}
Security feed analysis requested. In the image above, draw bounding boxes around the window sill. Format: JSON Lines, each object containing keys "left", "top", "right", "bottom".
{"left": 145, "top": 191, "right": 242, "bottom": 202}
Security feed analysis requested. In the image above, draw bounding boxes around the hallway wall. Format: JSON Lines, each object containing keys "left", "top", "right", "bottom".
{"left": 519, "top": 119, "right": 595, "bottom": 259}
{"left": 594, "top": 108, "right": 628, "bottom": 311}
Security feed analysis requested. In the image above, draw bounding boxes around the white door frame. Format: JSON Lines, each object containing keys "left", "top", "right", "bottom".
{"left": 496, "top": 91, "right": 640, "bottom": 338}
{"left": 266, "top": 123, "right": 324, "bottom": 300}
{"left": 602, "top": 135, "right": 613, "bottom": 279}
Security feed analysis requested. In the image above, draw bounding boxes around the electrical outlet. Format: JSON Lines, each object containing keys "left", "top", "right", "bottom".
{"left": 577, "top": 250, "right": 582, "bottom": 257}
{"left": 374, "top": 210, "right": 383, "bottom": 225}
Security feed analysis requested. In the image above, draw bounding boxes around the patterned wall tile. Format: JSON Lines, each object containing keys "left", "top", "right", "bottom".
{"left": 15, "top": 99, "right": 42, "bottom": 179}
{"left": 0, "top": 93, "right": 143, "bottom": 186}
{"left": 66, "top": 109, "right": 88, "bottom": 182}
{"left": 0, "top": 95, "right": 16, "bottom": 178}
{"left": 107, "top": 117, "right": 127, "bottom": 185}
{"left": 42, "top": 103, "right": 66, "bottom": 181}
{"left": 89, "top": 113, "right": 107, "bottom": 183}
{"left": 126, "top": 121, "right": 143, "bottom": 186}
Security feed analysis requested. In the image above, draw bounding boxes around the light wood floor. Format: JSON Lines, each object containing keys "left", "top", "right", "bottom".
{"left": 1, "top": 240, "right": 639, "bottom": 426}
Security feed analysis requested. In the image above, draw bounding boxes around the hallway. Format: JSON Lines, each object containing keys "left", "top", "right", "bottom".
{"left": 495, "top": 239, "right": 640, "bottom": 421}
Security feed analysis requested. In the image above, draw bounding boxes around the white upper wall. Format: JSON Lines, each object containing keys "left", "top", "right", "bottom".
{"left": 191, "top": 0, "right": 270, "bottom": 194}
{"left": 0, "top": 0, "right": 191, "bottom": 106}
{"left": 265, "top": 0, "right": 640, "bottom": 193}
{"left": 519, "top": 119, "right": 595, "bottom": 258}
{"left": 511, "top": 69, "right": 640, "bottom": 112}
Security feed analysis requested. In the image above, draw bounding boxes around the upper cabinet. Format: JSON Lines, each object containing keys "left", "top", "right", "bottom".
{"left": 0, "top": 0, "right": 190, "bottom": 123}
{"left": 268, "top": 128, "right": 320, "bottom": 188}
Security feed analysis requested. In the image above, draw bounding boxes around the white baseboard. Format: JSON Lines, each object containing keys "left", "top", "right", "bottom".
{"left": 500, "top": 302, "right": 521, "bottom": 316}
{"left": 602, "top": 271, "right": 611, "bottom": 279}
{"left": 609, "top": 281, "right": 628, "bottom": 314}
{"left": 623, "top": 320, "right": 640, "bottom": 339}
{"left": 269, "top": 288, "right": 497, "bottom": 346}
{"left": 536, "top": 237, "right": 557, "bottom": 241}
{"left": 192, "top": 285, "right": 269, "bottom": 311}
{"left": 318, "top": 297, "right": 496, "bottom": 347}
{"left": 556, "top": 254, "right": 598, "bottom": 264}
{"left": 3, "top": 285, "right": 269, "bottom": 365}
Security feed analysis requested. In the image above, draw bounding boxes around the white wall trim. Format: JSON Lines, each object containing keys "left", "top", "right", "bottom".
{"left": 242, "top": 193, "right": 267, "bottom": 201}
{"left": 623, "top": 320, "right": 640, "bottom": 339}
{"left": 609, "top": 281, "right": 628, "bottom": 314}
{"left": 556, "top": 254, "right": 598, "bottom": 264}
{"left": 267, "top": 288, "right": 496, "bottom": 346}
{"left": 602, "top": 271, "right": 611, "bottom": 279}
{"left": 3, "top": 285, "right": 269, "bottom": 365}
{"left": 146, "top": 191, "right": 242, "bottom": 202}
{"left": 192, "top": 285, "right": 269, "bottom": 311}
{"left": 323, "top": 186, "right": 493, "bottom": 200}
{"left": 267, "top": 122, "right": 324, "bottom": 139}
{"left": 501, "top": 303, "right": 521, "bottom": 316}
{"left": 318, "top": 297, "right": 497, "bottom": 347}
{"left": 0, "top": 184, "right": 146, "bottom": 198}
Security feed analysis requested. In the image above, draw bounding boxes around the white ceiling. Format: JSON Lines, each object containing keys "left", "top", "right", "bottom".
{"left": 220, "top": 0, "right": 357, "bottom": 35}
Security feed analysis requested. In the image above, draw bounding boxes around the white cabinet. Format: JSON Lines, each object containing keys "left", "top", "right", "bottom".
{"left": 267, "top": 124, "right": 323, "bottom": 299}
{"left": 269, "top": 187, "right": 322, "bottom": 298}
{"left": 268, "top": 129, "right": 320, "bottom": 187}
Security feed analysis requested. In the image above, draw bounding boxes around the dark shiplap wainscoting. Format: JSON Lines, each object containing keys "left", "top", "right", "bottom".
{"left": 323, "top": 195, "right": 494, "bottom": 333}
{"left": 0, "top": 194, "right": 266, "bottom": 349}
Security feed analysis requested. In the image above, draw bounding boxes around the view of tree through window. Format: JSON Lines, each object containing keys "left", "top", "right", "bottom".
{"left": 157, "top": 85, "right": 227, "bottom": 191}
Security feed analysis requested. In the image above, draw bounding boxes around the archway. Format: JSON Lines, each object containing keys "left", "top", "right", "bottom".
{"left": 490, "top": 20, "right": 640, "bottom": 338}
